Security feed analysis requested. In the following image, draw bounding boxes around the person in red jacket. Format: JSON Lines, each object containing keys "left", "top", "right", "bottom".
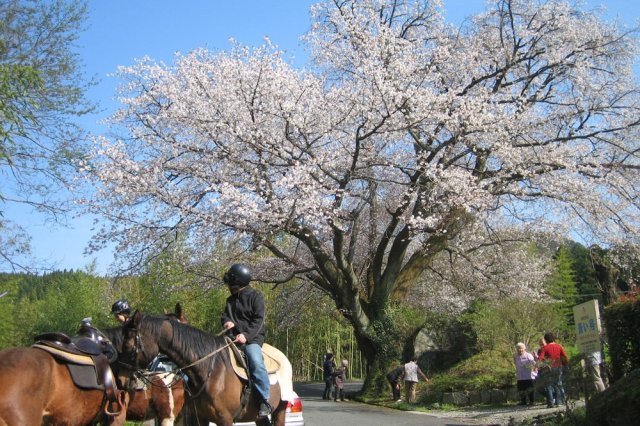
{"left": 537, "top": 332, "right": 568, "bottom": 408}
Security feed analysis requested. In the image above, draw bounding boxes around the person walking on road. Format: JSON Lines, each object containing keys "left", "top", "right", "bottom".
{"left": 323, "top": 352, "right": 336, "bottom": 400}
{"left": 404, "top": 357, "right": 429, "bottom": 404}
{"left": 333, "top": 359, "right": 348, "bottom": 402}
{"left": 514, "top": 342, "right": 537, "bottom": 405}
{"left": 537, "top": 332, "right": 568, "bottom": 408}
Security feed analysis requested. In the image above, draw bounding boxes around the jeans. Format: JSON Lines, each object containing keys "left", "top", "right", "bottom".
{"left": 546, "top": 367, "right": 565, "bottom": 406}
{"left": 244, "top": 343, "right": 270, "bottom": 402}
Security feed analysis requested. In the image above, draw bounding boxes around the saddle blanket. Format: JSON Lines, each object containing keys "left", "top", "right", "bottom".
{"left": 32, "top": 343, "right": 103, "bottom": 390}
{"left": 228, "top": 342, "right": 295, "bottom": 402}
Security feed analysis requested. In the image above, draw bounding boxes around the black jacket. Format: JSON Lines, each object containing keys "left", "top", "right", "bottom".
{"left": 386, "top": 366, "right": 405, "bottom": 383}
{"left": 323, "top": 359, "right": 336, "bottom": 380}
{"left": 220, "top": 285, "right": 266, "bottom": 345}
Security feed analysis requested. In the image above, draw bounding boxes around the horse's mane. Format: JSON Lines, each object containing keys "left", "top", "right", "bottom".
{"left": 101, "top": 327, "right": 123, "bottom": 350}
{"left": 139, "top": 314, "right": 227, "bottom": 368}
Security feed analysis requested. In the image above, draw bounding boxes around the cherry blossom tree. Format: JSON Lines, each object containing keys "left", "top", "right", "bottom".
{"left": 84, "top": 0, "right": 640, "bottom": 391}
{"left": 408, "top": 225, "right": 554, "bottom": 315}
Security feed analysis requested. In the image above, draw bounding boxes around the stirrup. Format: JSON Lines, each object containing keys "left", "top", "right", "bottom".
{"left": 258, "top": 400, "right": 272, "bottom": 418}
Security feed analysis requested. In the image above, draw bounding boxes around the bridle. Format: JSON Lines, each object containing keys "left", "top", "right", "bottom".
{"left": 118, "top": 326, "right": 146, "bottom": 371}
{"left": 121, "top": 317, "right": 234, "bottom": 398}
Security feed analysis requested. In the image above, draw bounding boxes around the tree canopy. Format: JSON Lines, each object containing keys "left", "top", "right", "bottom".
{"left": 85, "top": 0, "right": 640, "bottom": 390}
{"left": 0, "top": 0, "right": 95, "bottom": 271}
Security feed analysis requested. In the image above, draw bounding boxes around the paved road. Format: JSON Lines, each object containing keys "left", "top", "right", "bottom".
{"left": 293, "top": 382, "right": 481, "bottom": 426}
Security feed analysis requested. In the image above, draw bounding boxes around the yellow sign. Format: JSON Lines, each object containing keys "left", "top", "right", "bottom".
{"left": 572, "top": 299, "right": 602, "bottom": 354}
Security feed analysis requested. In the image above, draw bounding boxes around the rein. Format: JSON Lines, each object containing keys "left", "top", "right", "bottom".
{"left": 127, "top": 325, "right": 233, "bottom": 385}
{"left": 175, "top": 340, "right": 233, "bottom": 374}
{"left": 133, "top": 369, "right": 185, "bottom": 389}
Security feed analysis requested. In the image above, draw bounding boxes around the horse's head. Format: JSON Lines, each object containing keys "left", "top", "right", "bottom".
{"left": 121, "top": 310, "right": 160, "bottom": 370}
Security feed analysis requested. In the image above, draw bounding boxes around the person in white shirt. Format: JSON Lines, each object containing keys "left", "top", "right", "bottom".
{"left": 585, "top": 351, "right": 606, "bottom": 393}
{"left": 404, "top": 357, "right": 429, "bottom": 403}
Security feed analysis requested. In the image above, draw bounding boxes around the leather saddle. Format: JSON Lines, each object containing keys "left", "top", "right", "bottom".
{"left": 225, "top": 337, "right": 282, "bottom": 381}
{"left": 32, "top": 324, "right": 124, "bottom": 416}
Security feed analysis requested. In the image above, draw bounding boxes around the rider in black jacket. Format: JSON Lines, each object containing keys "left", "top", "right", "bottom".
{"left": 221, "top": 263, "right": 271, "bottom": 418}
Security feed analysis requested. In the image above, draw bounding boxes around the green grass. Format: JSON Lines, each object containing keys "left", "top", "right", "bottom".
{"left": 426, "top": 349, "right": 515, "bottom": 395}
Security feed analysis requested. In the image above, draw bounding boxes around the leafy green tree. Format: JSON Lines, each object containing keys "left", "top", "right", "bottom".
{"left": 566, "top": 241, "right": 600, "bottom": 303}
{"left": 28, "top": 271, "right": 108, "bottom": 334}
{"left": 0, "top": 270, "right": 108, "bottom": 347}
{"left": 461, "top": 298, "right": 564, "bottom": 354}
{"left": 546, "top": 246, "right": 579, "bottom": 334}
{"left": 0, "top": 274, "right": 28, "bottom": 347}
{"left": 0, "top": 0, "right": 95, "bottom": 271}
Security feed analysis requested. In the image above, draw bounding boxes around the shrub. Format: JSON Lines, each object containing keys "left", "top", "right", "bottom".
{"left": 586, "top": 368, "right": 640, "bottom": 425}
{"left": 602, "top": 293, "right": 640, "bottom": 382}
{"left": 427, "top": 350, "right": 515, "bottom": 394}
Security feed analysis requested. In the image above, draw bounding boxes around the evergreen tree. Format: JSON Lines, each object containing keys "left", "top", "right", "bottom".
{"left": 566, "top": 241, "right": 600, "bottom": 303}
{"left": 545, "top": 246, "right": 578, "bottom": 335}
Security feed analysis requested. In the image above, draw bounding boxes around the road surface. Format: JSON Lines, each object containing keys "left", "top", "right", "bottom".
{"left": 293, "top": 382, "right": 481, "bottom": 426}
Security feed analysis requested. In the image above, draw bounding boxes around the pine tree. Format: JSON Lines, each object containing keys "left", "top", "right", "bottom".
{"left": 545, "top": 246, "right": 578, "bottom": 334}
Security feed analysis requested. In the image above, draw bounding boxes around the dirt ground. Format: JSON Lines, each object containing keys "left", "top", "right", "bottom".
{"left": 426, "top": 400, "right": 586, "bottom": 425}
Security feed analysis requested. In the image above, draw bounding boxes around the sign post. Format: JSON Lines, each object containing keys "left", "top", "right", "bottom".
{"left": 573, "top": 299, "right": 602, "bottom": 354}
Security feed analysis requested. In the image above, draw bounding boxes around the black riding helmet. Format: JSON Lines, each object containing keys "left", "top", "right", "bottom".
{"left": 111, "top": 299, "right": 131, "bottom": 315}
{"left": 223, "top": 263, "right": 252, "bottom": 287}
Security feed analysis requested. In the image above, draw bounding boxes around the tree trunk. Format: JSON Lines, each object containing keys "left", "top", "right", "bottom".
{"left": 590, "top": 246, "right": 620, "bottom": 305}
{"left": 349, "top": 311, "right": 404, "bottom": 396}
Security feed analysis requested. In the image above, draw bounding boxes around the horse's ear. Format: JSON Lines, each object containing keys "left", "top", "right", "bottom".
{"left": 175, "top": 302, "right": 182, "bottom": 316}
{"left": 132, "top": 309, "right": 142, "bottom": 327}
{"left": 163, "top": 308, "right": 169, "bottom": 315}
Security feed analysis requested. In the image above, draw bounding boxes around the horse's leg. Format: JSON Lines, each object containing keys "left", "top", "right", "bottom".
{"left": 152, "top": 384, "right": 174, "bottom": 426}
{"left": 268, "top": 400, "right": 288, "bottom": 426}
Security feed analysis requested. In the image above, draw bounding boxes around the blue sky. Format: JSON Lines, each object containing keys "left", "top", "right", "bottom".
{"left": 8, "top": 0, "right": 639, "bottom": 275}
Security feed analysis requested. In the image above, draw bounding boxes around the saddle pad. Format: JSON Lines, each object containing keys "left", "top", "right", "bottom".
{"left": 33, "top": 344, "right": 103, "bottom": 390}
{"left": 33, "top": 343, "right": 94, "bottom": 365}
{"left": 228, "top": 343, "right": 280, "bottom": 379}
{"left": 228, "top": 343, "right": 295, "bottom": 402}
{"left": 67, "top": 363, "right": 102, "bottom": 390}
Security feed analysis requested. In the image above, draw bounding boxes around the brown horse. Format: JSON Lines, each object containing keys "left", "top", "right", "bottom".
{"left": 0, "top": 346, "right": 128, "bottom": 425}
{"left": 123, "top": 371, "right": 185, "bottom": 426}
{"left": 103, "top": 304, "right": 188, "bottom": 426}
{"left": 121, "top": 310, "right": 291, "bottom": 426}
